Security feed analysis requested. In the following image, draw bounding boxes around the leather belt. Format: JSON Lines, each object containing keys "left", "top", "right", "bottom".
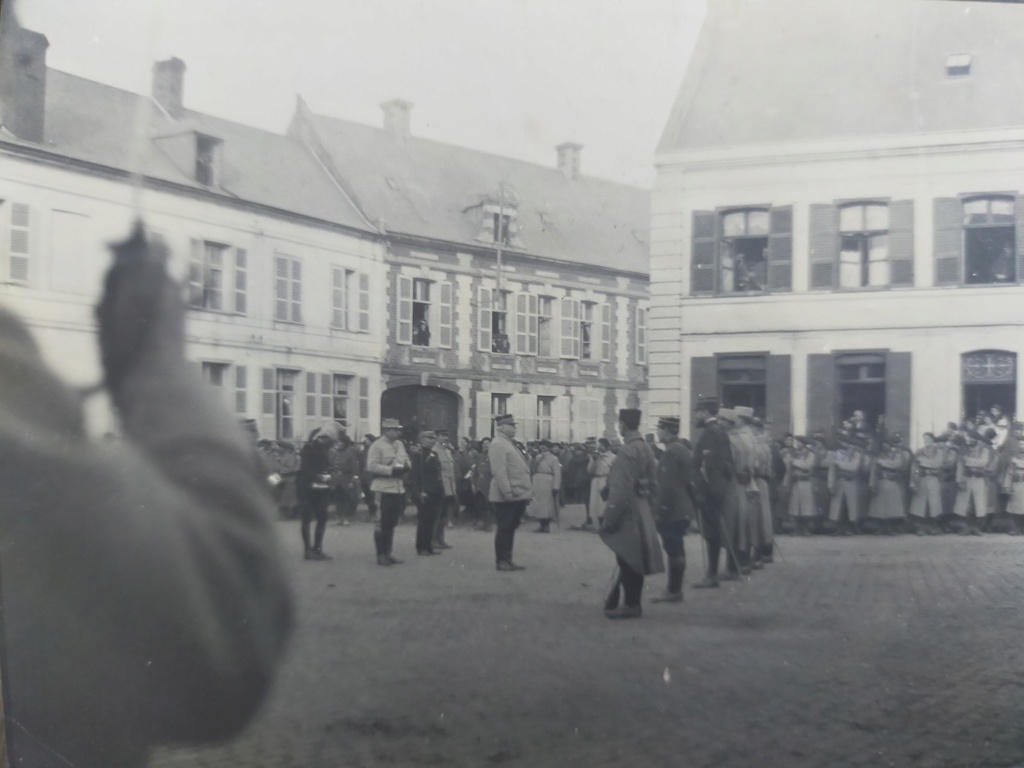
{"left": 881, "top": 470, "right": 904, "bottom": 481}
{"left": 839, "top": 470, "right": 858, "bottom": 481}
{"left": 792, "top": 470, "right": 811, "bottom": 480}
{"left": 919, "top": 469, "right": 942, "bottom": 477}
{"left": 965, "top": 469, "right": 988, "bottom": 478}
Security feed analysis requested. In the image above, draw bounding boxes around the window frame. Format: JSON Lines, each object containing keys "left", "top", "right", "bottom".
{"left": 836, "top": 200, "right": 891, "bottom": 291}
{"left": 274, "top": 254, "right": 303, "bottom": 324}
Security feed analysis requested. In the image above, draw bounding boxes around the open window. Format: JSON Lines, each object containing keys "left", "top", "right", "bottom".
{"left": 839, "top": 203, "right": 889, "bottom": 288}
{"left": 720, "top": 209, "right": 769, "bottom": 293}
{"left": 964, "top": 196, "right": 1015, "bottom": 284}
{"left": 691, "top": 206, "right": 792, "bottom": 295}
{"left": 412, "top": 278, "right": 431, "bottom": 346}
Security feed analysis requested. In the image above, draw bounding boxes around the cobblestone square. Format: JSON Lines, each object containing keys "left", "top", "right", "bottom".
{"left": 151, "top": 523, "right": 1024, "bottom": 768}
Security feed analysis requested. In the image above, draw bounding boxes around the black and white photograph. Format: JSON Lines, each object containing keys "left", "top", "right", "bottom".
{"left": 1, "top": 0, "right": 1023, "bottom": 765}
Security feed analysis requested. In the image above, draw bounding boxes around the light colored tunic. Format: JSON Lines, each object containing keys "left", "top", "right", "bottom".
{"left": 588, "top": 451, "right": 614, "bottom": 518}
{"left": 787, "top": 449, "right": 817, "bottom": 518}
{"left": 1003, "top": 454, "right": 1024, "bottom": 516}
{"left": 868, "top": 449, "right": 908, "bottom": 520}
{"left": 528, "top": 452, "right": 562, "bottom": 520}
{"left": 953, "top": 444, "right": 997, "bottom": 518}
{"left": 909, "top": 444, "right": 946, "bottom": 519}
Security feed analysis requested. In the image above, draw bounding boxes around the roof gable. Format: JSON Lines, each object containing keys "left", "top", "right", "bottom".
{"left": 659, "top": 0, "right": 1024, "bottom": 154}
{"left": 293, "top": 107, "right": 650, "bottom": 273}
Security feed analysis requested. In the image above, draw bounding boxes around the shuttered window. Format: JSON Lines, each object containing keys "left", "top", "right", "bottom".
{"left": 691, "top": 211, "right": 717, "bottom": 295}
{"left": 806, "top": 354, "right": 837, "bottom": 434}
{"left": 332, "top": 268, "right": 349, "bottom": 329}
{"left": 235, "top": 365, "right": 248, "bottom": 414}
{"left": 438, "top": 281, "right": 453, "bottom": 348}
{"left": 8, "top": 202, "right": 30, "bottom": 283}
{"left": 808, "top": 204, "right": 838, "bottom": 290}
{"left": 560, "top": 297, "right": 580, "bottom": 358}
{"left": 933, "top": 197, "right": 963, "bottom": 285}
{"left": 477, "top": 286, "right": 492, "bottom": 352}
{"left": 358, "top": 272, "right": 371, "bottom": 332}
{"left": 601, "top": 304, "right": 612, "bottom": 361}
{"left": 515, "top": 293, "right": 539, "bottom": 355}
{"left": 397, "top": 275, "right": 413, "bottom": 343}
{"left": 765, "top": 355, "right": 791, "bottom": 439}
{"left": 275, "top": 255, "right": 302, "bottom": 323}
{"left": 635, "top": 305, "right": 648, "bottom": 365}
{"left": 767, "top": 205, "right": 793, "bottom": 292}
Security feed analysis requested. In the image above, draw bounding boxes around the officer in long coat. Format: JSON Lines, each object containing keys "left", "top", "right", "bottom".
{"left": 651, "top": 416, "right": 695, "bottom": 603}
{"left": 909, "top": 432, "right": 946, "bottom": 535}
{"left": 750, "top": 416, "right": 775, "bottom": 564}
{"left": 787, "top": 436, "right": 817, "bottom": 533}
{"left": 692, "top": 396, "right": 734, "bottom": 588}
{"left": 600, "top": 409, "right": 664, "bottom": 619}
{"left": 828, "top": 432, "right": 865, "bottom": 535}
{"left": 408, "top": 430, "right": 444, "bottom": 556}
{"left": 953, "top": 428, "right": 998, "bottom": 535}
{"left": 868, "top": 435, "right": 909, "bottom": 533}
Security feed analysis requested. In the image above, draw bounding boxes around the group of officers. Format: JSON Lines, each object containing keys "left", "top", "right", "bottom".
{"left": 270, "top": 391, "right": 1024, "bottom": 622}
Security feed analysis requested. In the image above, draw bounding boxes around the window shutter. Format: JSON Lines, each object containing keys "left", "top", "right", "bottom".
{"left": 808, "top": 204, "right": 837, "bottom": 290}
{"left": 321, "top": 374, "right": 333, "bottom": 419}
{"left": 290, "top": 260, "right": 302, "bottom": 323}
{"left": 806, "top": 354, "right": 836, "bottom": 434}
{"left": 262, "top": 368, "right": 276, "bottom": 415}
{"left": 188, "top": 239, "right": 204, "bottom": 306}
{"left": 554, "top": 394, "right": 571, "bottom": 443}
{"left": 933, "top": 197, "right": 962, "bottom": 286}
{"left": 515, "top": 293, "right": 528, "bottom": 354}
{"left": 601, "top": 304, "right": 611, "bottom": 361}
{"left": 234, "top": 248, "right": 248, "bottom": 314}
{"left": 1016, "top": 195, "right": 1024, "bottom": 284}
{"left": 884, "top": 352, "right": 912, "bottom": 441}
{"left": 528, "top": 294, "right": 539, "bottom": 355}
{"left": 359, "top": 272, "right": 371, "bottom": 332}
{"left": 560, "top": 298, "right": 580, "bottom": 358}
{"left": 7, "top": 203, "right": 30, "bottom": 283}
{"left": 765, "top": 355, "right": 791, "bottom": 440}
{"left": 397, "top": 275, "right": 413, "bottom": 344}
{"left": 332, "top": 268, "right": 346, "bottom": 328}
{"left": 768, "top": 205, "right": 793, "bottom": 292}
{"left": 474, "top": 390, "right": 492, "bottom": 440}
{"left": 635, "top": 305, "right": 647, "bottom": 365}
{"left": 478, "top": 286, "right": 492, "bottom": 352}
{"left": 438, "top": 281, "right": 453, "bottom": 348}
{"left": 517, "top": 394, "right": 536, "bottom": 441}
{"left": 306, "top": 371, "right": 318, "bottom": 418}
{"left": 691, "top": 210, "right": 717, "bottom": 295}
{"left": 358, "top": 376, "right": 370, "bottom": 422}
{"left": 274, "top": 256, "right": 289, "bottom": 321}
{"left": 888, "top": 201, "right": 914, "bottom": 286}
{"left": 235, "top": 365, "right": 248, "bottom": 414}
{"left": 690, "top": 356, "right": 716, "bottom": 426}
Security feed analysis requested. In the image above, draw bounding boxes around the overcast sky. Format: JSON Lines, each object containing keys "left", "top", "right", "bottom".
{"left": 14, "top": 0, "right": 704, "bottom": 188}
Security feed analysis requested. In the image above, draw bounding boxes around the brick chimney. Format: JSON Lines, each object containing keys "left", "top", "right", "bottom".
{"left": 381, "top": 99, "right": 412, "bottom": 142}
{"left": 0, "top": 26, "right": 49, "bottom": 143}
{"left": 556, "top": 143, "right": 582, "bottom": 181}
{"left": 152, "top": 57, "right": 186, "bottom": 118}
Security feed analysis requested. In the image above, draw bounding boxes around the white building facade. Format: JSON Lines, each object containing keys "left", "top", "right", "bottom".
{"left": 0, "top": 39, "right": 386, "bottom": 438}
{"left": 650, "top": 0, "right": 1024, "bottom": 444}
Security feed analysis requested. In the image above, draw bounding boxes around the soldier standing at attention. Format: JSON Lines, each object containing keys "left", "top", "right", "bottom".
{"left": 909, "top": 432, "right": 946, "bottom": 535}
{"left": 953, "top": 429, "right": 997, "bottom": 535}
{"left": 297, "top": 430, "right": 335, "bottom": 560}
{"left": 408, "top": 430, "right": 444, "bottom": 556}
{"left": 368, "top": 418, "right": 411, "bottom": 565}
{"left": 651, "top": 416, "right": 695, "bottom": 604}
{"left": 716, "top": 408, "right": 746, "bottom": 579}
{"left": 600, "top": 409, "right": 664, "bottom": 619}
{"left": 750, "top": 416, "right": 775, "bottom": 565}
{"left": 488, "top": 414, "right": 533, "bottom": 571}
{"left": 432, "top": 429, "right": 456, "bottom": 551}
{"left": 787, "top": 436, "right": 818, "bottom": 534}
{"left": 692, "top": 396, "right": 734, "bottom": 589}
{"left": 1000, "top": 424, "right": 1024, "bottom": 536}
{"left": 868, "top": 435, "right": 909, "bottom": 535}
{"left": 828, "top": 432, "right": 865, "bottom": 536}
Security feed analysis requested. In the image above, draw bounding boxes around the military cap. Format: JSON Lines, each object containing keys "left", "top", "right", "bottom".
{"left": 718, "top": 407, "right": 737, "bottom": 423}
{"left": 657, "top": 416, "right": 681, "bottom": 432}
{"left": 494, "top": 413, "right": 516, "bottom": 426}
{"left": 751, "top": 416, "right": 765, "bottom": 428}
{"left": 381, "top": 417, "right": 403, "bottom": 430}
{"left": 981, "top": 427, "right": 997, "bottom": 444}
{"left": 734, "top": 406, "right": 755, "bottom": 420}
{"left": 419, "top": 430, "right": 436, "bottom": 439}
{"left": 619, "top": 408, "right": 641, "bottom": 421}
{"left": 696, "top": 394, "right": 719, "bottom": 410}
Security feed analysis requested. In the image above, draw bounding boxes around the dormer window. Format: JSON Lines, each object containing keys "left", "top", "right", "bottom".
{"left": 493, "top": 213, "right": 512, "bottom": 244}
{"left": 946, "top": 53, "right": 971, "bottom": 78}
{"left": 195, "top": 133, "right": 222, "bottom": 186}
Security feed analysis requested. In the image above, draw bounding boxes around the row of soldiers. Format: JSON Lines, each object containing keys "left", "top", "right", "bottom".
{"left": 780, "top": 420, "right": 1024, "bottom": 536}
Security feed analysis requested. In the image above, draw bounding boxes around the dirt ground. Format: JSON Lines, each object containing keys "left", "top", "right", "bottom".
{"left": 150, "top": 521, "right": 1024, "bottom": 768}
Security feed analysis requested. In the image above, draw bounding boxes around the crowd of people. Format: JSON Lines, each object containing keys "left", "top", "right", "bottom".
{"left": 251, "top": 397, "right": 1024, "bottom": 619}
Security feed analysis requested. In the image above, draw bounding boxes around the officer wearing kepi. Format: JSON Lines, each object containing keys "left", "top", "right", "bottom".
{"left": 692, "top": 395, "right": 734, "bottom": 589}
{"left": 651, "top": 415, "right": 696, "bottom": 604}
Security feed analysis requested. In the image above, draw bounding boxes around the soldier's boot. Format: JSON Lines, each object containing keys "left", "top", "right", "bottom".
{"left": 374, "top": 529, "right": 390, "bottom": 565}
{"left": 653, "top": 556, "right": 685, "bottom": 602}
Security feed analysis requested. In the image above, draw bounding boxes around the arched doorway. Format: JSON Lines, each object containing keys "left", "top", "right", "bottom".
{"left": 962, "top": 350, "right": 1016, "bottom": 421}
{"left": 381, "top": 385, "right": 460, "bottom": 442}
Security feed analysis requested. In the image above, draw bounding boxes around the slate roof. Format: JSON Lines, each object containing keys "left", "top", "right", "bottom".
{"left": 294, "top": 105, "right": 650, "bottom": 274}
{"left": 5, "top": 69, "right": 373, "bottom": 232}
{"left": 658, "top": 0, "right": 1024, "bottom": 154}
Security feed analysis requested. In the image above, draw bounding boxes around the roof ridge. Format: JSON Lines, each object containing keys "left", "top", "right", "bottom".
{"left": 308, "top": 109, "right": 645, "bottom": 192}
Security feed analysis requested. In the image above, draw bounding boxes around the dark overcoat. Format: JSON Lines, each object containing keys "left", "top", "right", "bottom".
{"left": 599, "top": 431, "right": 665, "bottom": 576}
